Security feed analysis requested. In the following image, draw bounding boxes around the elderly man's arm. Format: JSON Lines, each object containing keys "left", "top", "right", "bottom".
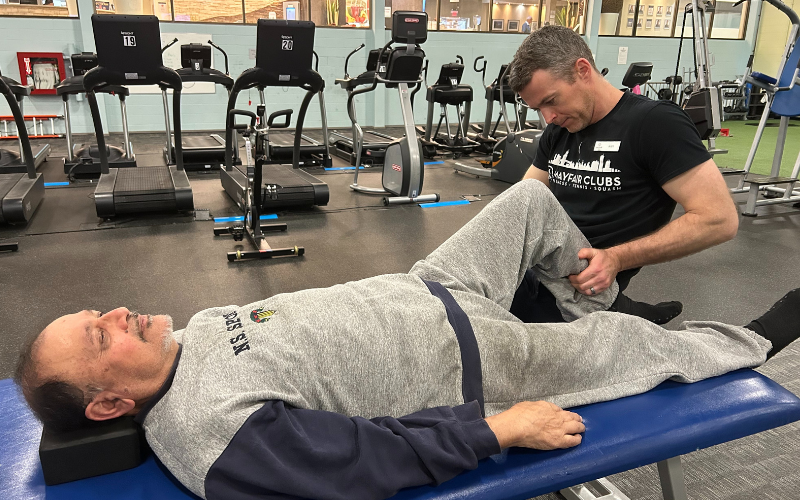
{"left": 203, "top": 399, "right": 583, "bottom": 500}
{"left": 569, "top": 159, "right": 739, "bottom": 295}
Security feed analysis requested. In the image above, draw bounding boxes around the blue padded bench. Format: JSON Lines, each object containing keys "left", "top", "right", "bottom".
{"left": 2, "top": 369, "right": 800, "bottom": 500}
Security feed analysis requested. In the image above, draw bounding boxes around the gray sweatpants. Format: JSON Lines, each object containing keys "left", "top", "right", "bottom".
{"left": 410, "top": 180, "right": 771, "bottom": 415}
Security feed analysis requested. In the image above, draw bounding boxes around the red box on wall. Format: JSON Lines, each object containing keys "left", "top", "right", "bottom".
{"left": 16, "top": 52, "right": 66, "bottom": 95}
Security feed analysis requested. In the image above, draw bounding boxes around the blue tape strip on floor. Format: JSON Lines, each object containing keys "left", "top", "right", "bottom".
{"left": 214, "top": 214, "right": 278, "bottom": 223}
{"left": 44, "top": 182, "right": 70, "bottom": 187}
{"left": 424, "top": 161, "right": 444, "bottom": 165}
{"left": 325, "top": 166, "right": 365, "bottom": 171}
{"left": 419, "top": 199, "right": 470, "bottom": 208}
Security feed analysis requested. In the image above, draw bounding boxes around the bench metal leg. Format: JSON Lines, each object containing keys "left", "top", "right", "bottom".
{"left": 657, "top": 456, "right": 689, "bottom": 500}
{"left": 560, "top": 478, "right": 631, "bottom": 500}
{"left": 743, "top": 182, "right": 761, "bottom": 216}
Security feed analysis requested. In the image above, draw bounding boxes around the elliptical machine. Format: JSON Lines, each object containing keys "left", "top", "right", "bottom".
{"left": 468, "top": 57, "right": 535, "bottom": 154}
{"left": 417, "top": 55, "right": 478, "bottom": 159}
{"left": 346, "top": 11, "right": 439, "bottom": 205}
{"left": 329, "top": 45, "right": 397, "bottom": 166}
{"left": 454, "top": 64, "right": 542, "bottom": 184}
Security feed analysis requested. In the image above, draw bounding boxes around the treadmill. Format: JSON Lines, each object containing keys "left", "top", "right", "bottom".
{"left": 221, "top": 19, "right": 329, "bottom": 212}
{"left": 162, "top": 41, "right": 240, "bottom": 172}
{"left": 0, "top": 75, "right": 50, "bottom": 175}
{"left": 0, "top": 71, "right": 45, "bottom": 251}
{"left": 57, "top": 52, "right": 136, "bottom": 179}
{"left": 84, "top": 14, "right": 193, "bottom": 218}
{"left": 253, "top": 51, "right": 332, "bottom": 168}
{"left": 329, "top": 46, "right": 396, "bottom": 166}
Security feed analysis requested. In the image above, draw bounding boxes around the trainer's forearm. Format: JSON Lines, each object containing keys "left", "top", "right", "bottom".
{"left": 606, "top": 209, "right": 738, "bottom": 272}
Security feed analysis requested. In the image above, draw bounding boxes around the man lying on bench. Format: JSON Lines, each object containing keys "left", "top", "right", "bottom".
{"left": 15, "top": 180, "right": 800, "bottom": 500}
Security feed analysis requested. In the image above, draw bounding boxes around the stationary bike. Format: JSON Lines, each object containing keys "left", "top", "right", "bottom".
{"left": 214, "top": 107, "right": 304, "bottom": 262}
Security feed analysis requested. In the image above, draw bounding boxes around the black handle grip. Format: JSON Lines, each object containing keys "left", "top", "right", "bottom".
{"left": 267, "top": 109, "right": 293, "bottom": 129}
{"left": 229, "top": 109, "right": 257, "bottom": 130}
{"left": 161, "top": 37, "right": 179, "bottom": 54}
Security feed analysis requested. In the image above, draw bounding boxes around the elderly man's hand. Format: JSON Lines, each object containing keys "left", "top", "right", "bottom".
{"left": 484, "top": 401, "right": 585, "bottom": 450}
{"left": 569, "top": 248, "right": 621, "bottom": 296}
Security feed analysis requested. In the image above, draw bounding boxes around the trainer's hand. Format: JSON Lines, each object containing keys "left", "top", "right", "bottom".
{"left": 484, "top": 401, "right": 585, "bottom": 450}
{"left": 569, "top": 248, "right": 620, "bottom": 295}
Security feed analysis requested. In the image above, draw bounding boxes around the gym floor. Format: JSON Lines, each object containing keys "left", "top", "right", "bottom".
{"left": 1, "top": 130, "right": 799, "bottom": 499}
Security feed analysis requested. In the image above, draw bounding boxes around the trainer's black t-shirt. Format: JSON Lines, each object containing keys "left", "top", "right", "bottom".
{"left": 533, "top": 92, "right": 712, "bottom": 250}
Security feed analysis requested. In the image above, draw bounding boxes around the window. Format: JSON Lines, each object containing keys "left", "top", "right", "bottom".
{"left": 385, "top": 0, "right": 436, "bottom": 30}
{"left": 710, "top": 0, "right": 747, "bottom": 39}
{"left": 600, "top": 0, "right": 745, "bottom": 38}
{"left": 93, "top": 0, "right": 170, "bottom": 18}
{"left": 311, "top": 0, "right": 368, "bottom": 27}
{"left": 541, "top": 0, "right": 586, "bottom": 33}
{"left": 491, "top": 1, "right": 539, "bottom": 34}
{"left": 171, "top": 0, "right": 243, "bottom": 23}
{"left": 672, "top": 0, "right": 710, "bottom": 38}
{"left": 0, "top": 0, "right": 78, "bottom": 18}
{"left": 245, "top": 0, "right": 311, "bottom": 23}
{"left": 438, "top": 0, "right": 489, "bottom": 32}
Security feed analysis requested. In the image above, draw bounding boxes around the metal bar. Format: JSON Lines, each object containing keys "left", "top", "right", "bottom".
{"left": 737, "top": 94, "right": 772, "bottom": 189}
{"left": 657, "top": 457, "right": 689, "bottom": 500}
{"left": 398, "top": 82, "right": 424, "bottom": 199}
{"left": 771, "top": 115, "right": 790, "bottom": 177}
{"left": 63, "top": 99, "right": 74, "bottom": 161}
{"left": 120, "top": 97, "right": 132, "bottom": 158}
{"left": 17, "top": 97, "right": 25, "bottom": 164}
{"left": 318, "top": 90, "right": 331, "bottom": 162}
{"left": 162, "top": 90, "right": 172, "bottom": 163}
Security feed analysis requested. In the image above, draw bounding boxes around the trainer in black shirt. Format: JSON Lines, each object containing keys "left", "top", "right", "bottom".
{"left": 507, "top": 26, "right": 738, "bottom": 325}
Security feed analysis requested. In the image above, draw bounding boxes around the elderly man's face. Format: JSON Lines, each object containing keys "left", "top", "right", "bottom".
{"left": 518, "top": 67, "right": 594, "bottom": 133}
{"left": 34, "top": 308, "right": 176, "bottom": 401}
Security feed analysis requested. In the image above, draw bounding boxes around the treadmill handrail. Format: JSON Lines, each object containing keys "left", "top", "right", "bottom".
{"left": 84, "top": 64, "right": 185, "bottom": 174}
{"left": 175, "top": 67, "right": 234, "bottom": 89}
{"left": 208, "top": 40, "right": 229, "bottom": 75}
{"left": 224, "top": 66, "right": 324, "bottom": 172}
{"left": 0, "top": 73, "right": 36, "bottom": 179}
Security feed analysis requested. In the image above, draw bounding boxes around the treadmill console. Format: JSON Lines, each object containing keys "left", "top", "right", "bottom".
{"left": 71, "top": 53, "right": 98, "bottom": 76}
{"left": 181, "top": 43, "right": 212, "bottom": 72}
{"left": 92, "top": 15, "right": 164, "bottom": 82}
{"left": 256, "top": 19, "right": 315, "bottom": 79}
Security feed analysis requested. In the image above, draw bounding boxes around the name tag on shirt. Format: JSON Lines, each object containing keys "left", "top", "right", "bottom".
{"left": 594, "top": 141, "right": 621, "bottom": 152}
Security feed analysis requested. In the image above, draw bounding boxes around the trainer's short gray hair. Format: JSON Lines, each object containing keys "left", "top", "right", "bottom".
{"left": 508, "top": 25, "right": 598, "bottom": 93}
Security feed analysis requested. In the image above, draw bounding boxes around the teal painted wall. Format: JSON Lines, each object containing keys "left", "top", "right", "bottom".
{"left": 0, "top": 0, "right": 764, "bottom": 134}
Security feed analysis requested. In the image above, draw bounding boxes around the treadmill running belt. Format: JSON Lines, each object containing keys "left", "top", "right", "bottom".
{"left": 180, "top": 136, "right": 224, "bottom": 150}
{"left": 0, "top": 174, "right": 22, "bottom": 199}
{"left": 115, "top": 168, "right": 174, "bottom": 196}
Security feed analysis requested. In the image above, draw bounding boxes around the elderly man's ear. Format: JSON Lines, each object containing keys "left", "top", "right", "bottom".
{"left": 85, "top": 392, "right": 136, "bottom": 421}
